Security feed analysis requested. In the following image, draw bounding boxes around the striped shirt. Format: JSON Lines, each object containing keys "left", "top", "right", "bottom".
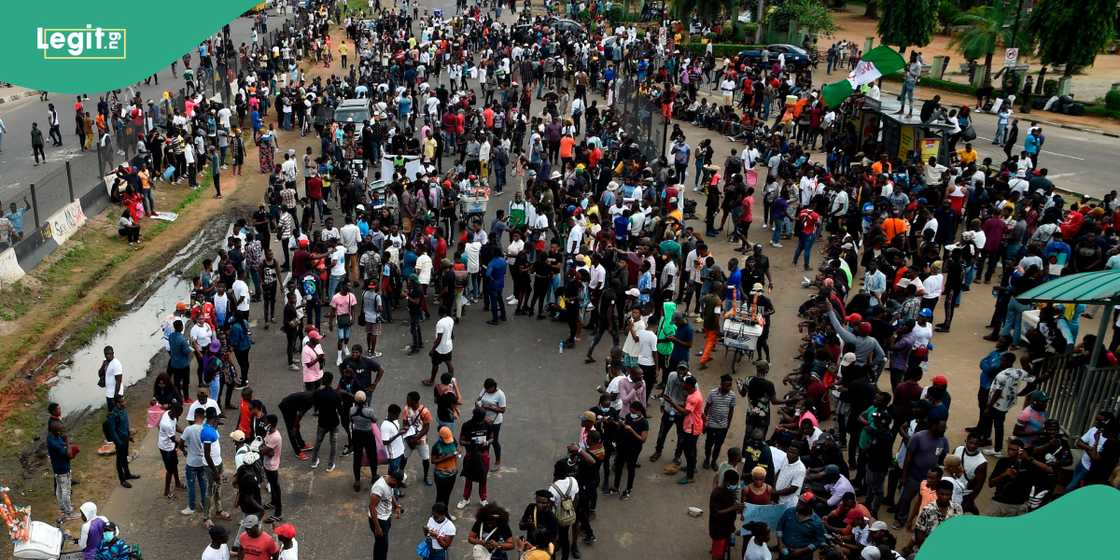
{"left": 704, "top": 389, "right": 737, "bottom": 429}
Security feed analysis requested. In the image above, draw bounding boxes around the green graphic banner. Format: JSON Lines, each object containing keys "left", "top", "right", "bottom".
{"left": 0, "top": 0, "right": 261, "bottom": 94}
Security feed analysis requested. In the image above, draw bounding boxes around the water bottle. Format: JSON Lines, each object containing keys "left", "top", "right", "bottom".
{"left": 558, "top": 341, "right": 565, "bottom": 354}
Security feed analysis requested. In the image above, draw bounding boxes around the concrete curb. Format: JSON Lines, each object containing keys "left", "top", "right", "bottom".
{"left": 0, "top": 90, "right": 39, "bottom": 104}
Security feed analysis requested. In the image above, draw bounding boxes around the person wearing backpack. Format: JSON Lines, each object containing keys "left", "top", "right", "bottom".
{"left": 302, "top": 272, "right": 321, "bottom": 330}
{"left": 548, "top": 460, "right": 580, "bottom": 560}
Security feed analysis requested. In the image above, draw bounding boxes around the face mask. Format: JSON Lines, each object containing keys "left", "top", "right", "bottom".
{"left": 629, "top": 412, "right": 641, "bottom": 420}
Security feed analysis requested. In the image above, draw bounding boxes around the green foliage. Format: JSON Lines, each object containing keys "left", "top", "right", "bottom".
{"left": 717, "top": 22, "right": 760, "bottom": 42}
{"left": 1084, "top": 104, "right": 1120, "bottom": 120}
{"left": 937, "top": 0, "right": 962, "bottom": 31}
{"left": 878, "top": 0, "right": 938, "bottom": 49}
{"left": 1106, "top": 89, "right": 1120, "bottom": 111}
{"left": 1029, "top": 0, "right": 1117, "bottom": 76}
{"left": 669, "top": 0, "right": 729, "bottom": 21}
{"left": 770, "top": 0, "right": 837, "bottom": 35}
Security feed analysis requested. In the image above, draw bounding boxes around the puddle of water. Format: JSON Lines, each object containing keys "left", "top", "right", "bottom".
{"left": 48, "top": 275, "right": 193, "bottom": 416}
{"left": 48, "top": 220, "right": 232, "bottom": 417}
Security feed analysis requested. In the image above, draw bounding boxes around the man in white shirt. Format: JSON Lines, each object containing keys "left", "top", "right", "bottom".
{"left": 339, "top": 216, "right": 362, "bottom": 281}
{"left": 101, "top": 346, "right": 124, "bottom": 409}
{"left": 329, "top": 242, "right": 348, "bottom": 298}
{"left": 775, "top": 442, "right": 807, "bottom": 507}
{"left": 424, "top": 309, "right": 456, "bottom": 385}
{"left": 231, "top": 272, "right": 251, "bottom": 321}
{"left": 566, "top": 218, "right": 585, "bottom": 255}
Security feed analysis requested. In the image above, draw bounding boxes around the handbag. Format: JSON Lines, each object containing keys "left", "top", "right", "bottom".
{"left": 471, "top": 527, "right": 499, "bottom": 560}
{"left": 962, "top": 124, "right": 977, "bottom": 141}
{"left": 416, "top": 537, "right": 432, "bottom": 560}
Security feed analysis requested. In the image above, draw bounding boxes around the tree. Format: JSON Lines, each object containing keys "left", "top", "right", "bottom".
{"left": 877, "top": 0, "right": 938, "bottom": 51}
{"left": 1029, "top": 0, "right": 1117, "bottom": 77}
{"left": 770, "top": 0, "right": 837, "bottom": 36}
{"left": 948, "top": 1, "right": 1032, "bottom": 86}
{"left": 669, "top": 0, "right": 730, "bottom": 22}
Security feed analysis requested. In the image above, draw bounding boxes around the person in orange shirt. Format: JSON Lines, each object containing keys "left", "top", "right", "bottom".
{"left": 558, "top": 133, "right": 576, "bottom": 167}
{"left": 882, "top": 211, "right": 910, "bottom": 244}
{"left": 870, "top": 154, "right": 892, "bottom": 176}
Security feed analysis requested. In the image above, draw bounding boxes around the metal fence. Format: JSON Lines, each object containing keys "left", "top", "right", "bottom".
{"left": 612, "top": 72, "right": 668, "bottom": 163}
{"left": 1037, "top": 353, "right": 1120, "bottom": 436}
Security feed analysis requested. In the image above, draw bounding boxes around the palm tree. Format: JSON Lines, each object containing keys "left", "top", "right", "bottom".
{"left": 949, "top": 0, "right": 1032, "bottom": 87}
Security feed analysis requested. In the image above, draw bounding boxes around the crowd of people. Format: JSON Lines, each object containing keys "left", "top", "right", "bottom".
{"left": 31, "top": 1, "right": 1120, "bottom": 560}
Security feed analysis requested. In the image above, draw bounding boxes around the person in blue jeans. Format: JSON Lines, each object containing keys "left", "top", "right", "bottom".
{"left": 423, "top": 502, "right": 456, "bottom": 560}
{"left": 1000, "top": 265, "right": 1043, "bottom": 344}
{"left": 791, "top": 207, "right": 820, "bottom": 271}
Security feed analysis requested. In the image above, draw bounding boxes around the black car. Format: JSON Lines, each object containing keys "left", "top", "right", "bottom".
{"left": 737, "top": 44, "right": 811, "bottom": 68}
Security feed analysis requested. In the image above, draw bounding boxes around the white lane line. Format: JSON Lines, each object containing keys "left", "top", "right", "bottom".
{"left": 975, "top": 136, "right": 1085, "bottom": 160}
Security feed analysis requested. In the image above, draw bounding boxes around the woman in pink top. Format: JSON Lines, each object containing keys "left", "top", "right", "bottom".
{"left": 738, "top": 187, "right": 756, "bottom": 252}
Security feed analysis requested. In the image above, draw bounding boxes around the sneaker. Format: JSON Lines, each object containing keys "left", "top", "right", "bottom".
{"left": 620, "top": 490, "right": 632, "bottom": 500}
{"left": 677, "top": 476, "right": 694, "bottom": 485}
{"left": 373, "top": 351, "right": 384, "bottom": 358}
{"left": 770, "top": 242, "right": 783, "bottom": 248}
{"left": 180, "top": 507, "right": 195, "bottom": 516}
{"left": 326, "top": 463, "right": 336, "bottom": 472}
{"left": 297, "top": 452, "right": 310, "bottom": 461}
{"left": 341, "top": 446, "right": 353, "bottom": 456}
{"left": 266, "top": 515, "right": 283, "bottom": 524}
{"left": 288, "top": 364, "right": 299, "bottom": 371}
{"left": 480, "top": 500, "right": 489, "bottom": 506}
{"left": 311, "top": 458, "right": 320, "bottom": 469}
{"left": 456, "top": 499, "right": 470, "bottom": 509}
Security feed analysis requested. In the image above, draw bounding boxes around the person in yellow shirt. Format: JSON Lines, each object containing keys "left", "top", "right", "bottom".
{"left": 956, "top": 143, "right": 977, "bottom": 165}
{"left": 339, "top": 42, "right": 349, "bottom": 69}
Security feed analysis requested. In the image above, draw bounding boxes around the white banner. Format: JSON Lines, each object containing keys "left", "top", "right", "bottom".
{"left": 0, "top": 247, "right": 25, "bottom": 284}
{"left": 849, "top": 60, "right": 882, "bottom": 88}
{"left": 41, "top": 199, "right": 87, "bottom": 245}
{"left": 380, "top": 154, "right": 424, "bottom": 182}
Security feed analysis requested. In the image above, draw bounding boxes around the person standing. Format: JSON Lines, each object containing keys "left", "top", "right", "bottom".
{"left": 423, "top": 307, "right": 456, "bottom": 385}
{"left": 310, "top": 372, "right": 341, "bottom": 471}
{"left": 425, "top": 502, "right": 456, "bottom": 560}
{"left": 30, "top": 122, "right": 46, "bottom": 165}
{"left": 664, "top": 376, "right": 704, "bottom": 484}
{"left": 46, "top": 419, "right": 76, "bottom": 519}
{"left": 105, "top": 395, "right": 139, "bottom": 488}
{"left": 477, "top": 379, "right": 507, "bottom": 471}
{"left": 431, "top": 426, "right": 460, "bottom": 510}
{"left": 350, "top": 391, "right": 378, "bottom": 492}
{"left": 701, "top": 375, "right": 736, "bottom": 471}
{"left": 98, "top": 346, "right": 124, "bottom": 410}
{"left": 157, "top": 403, "right": 184, "bottom": 500}
{"left": 260, "top": 414, "right": 284, "bottom": 523}
{"left": 458, "top": 407, "right": 493, "bottom": 509}
{"left": 369, "top": 470, "right": 402, "bottom": 560}
{"left": 48, "top": 104, "right": 63, "bottom": 146}
{"left": 202, "top": 409, "right": 231, "bottom": 527}
{"left": 181, "top": 408, "right": 209, "bottom": 517}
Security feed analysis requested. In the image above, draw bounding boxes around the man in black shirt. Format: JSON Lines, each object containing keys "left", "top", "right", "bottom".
{"left": 278, "top": 390, "right": 314, "bottom": 459}
{"left": 406, "top": 277, "right": 424, "bottom": 354}
{"left": 919, "top": 95, "right": 942, "bottom": 124}
{"left": 311, "top": 372, "right": 342, "bottom": 471}
{"left": 343, "top": 344, "right": 384, "bottom": 393}
{"left": 988, "top": 438, "right": 1052, "bottom": 516}
{"left": 518, "top": 490, "right": 560, "bottom": 545}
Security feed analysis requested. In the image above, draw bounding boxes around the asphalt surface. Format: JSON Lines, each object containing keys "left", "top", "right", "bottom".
{"left": 0, "top": 10, "right": 294, "bottom": 228}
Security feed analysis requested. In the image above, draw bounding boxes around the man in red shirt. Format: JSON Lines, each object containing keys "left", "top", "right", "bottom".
{"left": 792, "top": 207, "right": 821, "bottom": 271}
{"left": 666, "top": 376, "right": 705, "bottom": 484}
{"left": 237, "top": 515, "right": 279, "bottom": 559}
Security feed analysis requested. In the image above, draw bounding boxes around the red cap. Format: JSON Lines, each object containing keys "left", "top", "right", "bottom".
{"left": 274, "top": 523, "right": 297, "bottom": 539}
{"left": 931, "top": 375, "right": 948, "bottom": 386}
{"left": 845, "top": 313, "right": 863, "bottom": 323}
{"left": 857, "top": 322, "right": 872, "bottom": 336}
{"left": 308, "top": 330, "right": 321, "bottom": 341}
{"left": 800, "top": 491, "right": 815, "bottom": 502}
{"left": 298, "top": 238, "right": 310, "bottom": 248}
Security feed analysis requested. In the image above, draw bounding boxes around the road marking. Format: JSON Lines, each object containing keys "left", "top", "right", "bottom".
{"left": 1046, "top": 173, "right": 1079, "bottom": 180}
{"left": 975, "top": 136, "right": 1085, "bottom": 160}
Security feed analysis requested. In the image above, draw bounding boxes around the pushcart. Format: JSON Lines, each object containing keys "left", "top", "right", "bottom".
{"left": 721, "top": 303, "right": 763, "bottom": 373}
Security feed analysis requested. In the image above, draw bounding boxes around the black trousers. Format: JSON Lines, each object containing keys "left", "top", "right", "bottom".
{"left": 115, "top": 441, "right": 133, "bottom": 482}
{"left": 281, "top": 409, "right": 307, "bottom": 454}
{"left": 234, "top": 349, "right": 250, "bottom": 384}
{"left": 265, "top": 468, "right": 282, "bottom": 517}
{"left": 680, "top": 432, "right": 699, "bottom": 478}
{"left": 654, "top": 411, "right": 684, "bottom": 457}
{"left": 612, "top": 448, "right": 639, "bottom": 491}
{"left": 352, "top": 429, "right": 377, "bottom": 483}
{"left": 703, "top": 426, "right": 728, "bottom": 464}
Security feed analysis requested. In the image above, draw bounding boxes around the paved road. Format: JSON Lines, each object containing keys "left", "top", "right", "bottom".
{"left": 0, "top": 9, "right": 294, "bottom": 224}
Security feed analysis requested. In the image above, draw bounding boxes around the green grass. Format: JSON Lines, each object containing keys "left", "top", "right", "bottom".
{"left": 882, "top": 72, "right": 979, "bottom": 96}
{"left": 0, "top": 282, "right": 34, "bottom": 321}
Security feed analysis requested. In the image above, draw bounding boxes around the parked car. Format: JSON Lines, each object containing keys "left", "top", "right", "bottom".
{"left": 547, "top": 17, "right": 586, "bottom": 37}
{"left": 737, "top": 44, "right": 811, "bottom": 68}
{"left": 333, "top": 98, "right": 371, "bottom": 124}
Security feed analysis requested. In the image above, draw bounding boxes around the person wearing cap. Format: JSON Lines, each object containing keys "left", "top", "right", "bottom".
{"left": 301, "top": 330, "right": 325, "bottom": 391}
{"left": 824, "top": 305, "right": 885, "bottom": 377}
{"left": 775, "top": 489, "right": 826, "bottom": 559}
{"left": 200, "top": 525, "right": 228, "bottom": 560}
{"left": 236, "top": 514, "right": 278, "bottom": 560}
{"left": 274, "top": 522, "right": 298, "bottom": 559}
{"left": 662, "top": 374, "right": 704, "bottom": 484}
{"left": 912, "top": 307, "right": 934, "bottom": 349}
{"left": 167, "top": 317, "right": 194, "bottom": 400}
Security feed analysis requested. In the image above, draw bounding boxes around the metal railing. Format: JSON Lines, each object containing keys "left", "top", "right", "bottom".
{"left": 1037, "top": 353, "right": 1120, "bottom": 435}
